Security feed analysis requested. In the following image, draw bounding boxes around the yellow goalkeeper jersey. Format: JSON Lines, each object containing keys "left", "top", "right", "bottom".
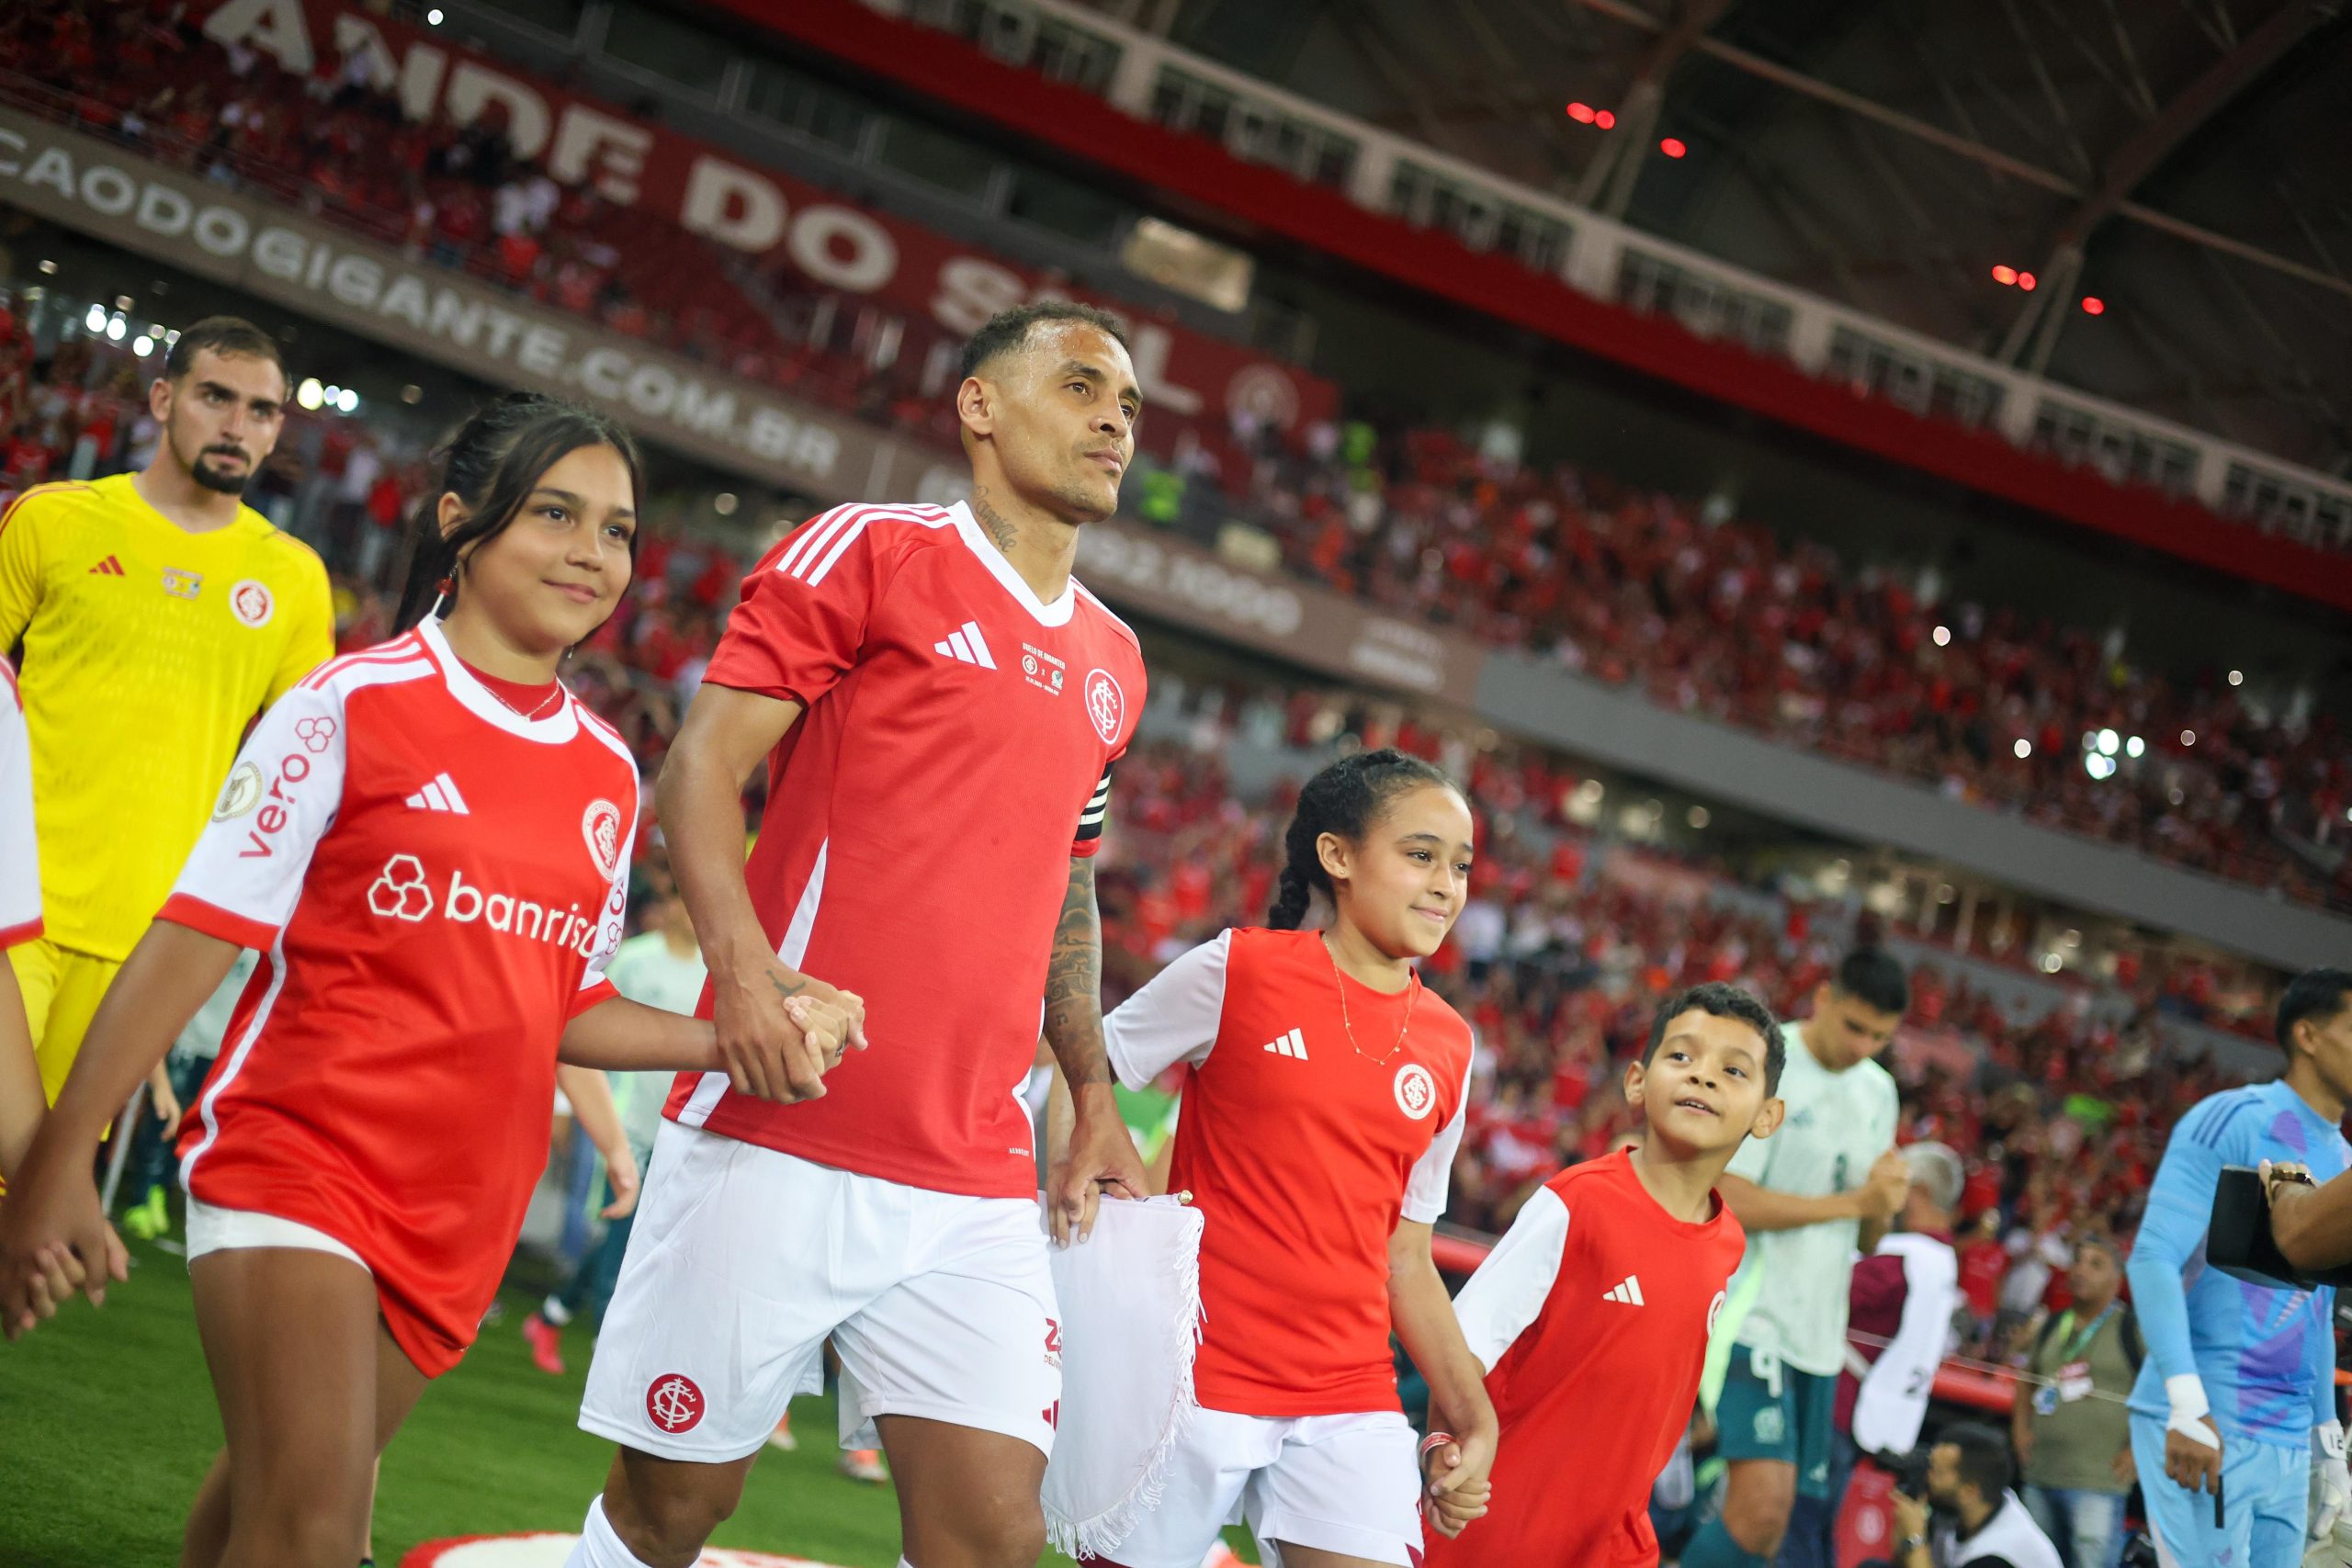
{"left": 0, "top": 474, "right": 334, "bottom": 961}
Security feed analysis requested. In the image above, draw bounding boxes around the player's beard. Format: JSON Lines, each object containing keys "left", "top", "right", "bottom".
{"left": 181, "top": 436, "right": 254, "bottom": 496}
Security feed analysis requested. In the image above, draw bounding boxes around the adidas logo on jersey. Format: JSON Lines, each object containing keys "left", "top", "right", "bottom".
{"left": 1262, "top": 1028, "right": 1308, "bottom": 1060}
{"left": 403, "top": 773, "right": 471, "bottom": 814}
{"left": 87, "top": 555, "right": 125, "bottom": 576}
{"left": 933, "top": 620, "right": 997, "bottom": 669}
{"left": 1602, "top": 1275, "right": 1646, "bottom": 1306}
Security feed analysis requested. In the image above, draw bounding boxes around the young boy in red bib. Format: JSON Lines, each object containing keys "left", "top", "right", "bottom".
{"left": 1428, "top": 982, "right": 1787, "bottom": 1566}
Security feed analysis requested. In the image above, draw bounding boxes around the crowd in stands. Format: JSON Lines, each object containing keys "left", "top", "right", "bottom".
{"left": 6, "top": 0, "right": 2347, "bottom": 912}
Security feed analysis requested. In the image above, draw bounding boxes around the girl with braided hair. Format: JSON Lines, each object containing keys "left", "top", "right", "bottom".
{"left": 1085, "top": 746, "right": 1498, "bottom": 1568}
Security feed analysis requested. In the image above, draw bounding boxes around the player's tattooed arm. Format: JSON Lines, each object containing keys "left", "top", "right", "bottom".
{"left": 1042, "top": 857, "right": 1112, "bottom": 1088}
{"left": 1044, "top": 858, "right": 1148, "bottom": 1244}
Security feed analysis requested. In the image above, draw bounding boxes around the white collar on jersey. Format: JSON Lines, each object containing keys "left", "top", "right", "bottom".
{"left": 418, "top": 616, "right": 582, "bottom": 745}
{"left": 947, "top": 501, "right": 1078, "bottom": 628}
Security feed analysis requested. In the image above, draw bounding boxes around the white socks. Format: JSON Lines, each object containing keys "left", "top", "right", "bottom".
{"left": 541, "top": 1295, "right": 574, "bottom": 1326}
{"left": 565, "top": 1496, "right": 659, "bottom": 1568}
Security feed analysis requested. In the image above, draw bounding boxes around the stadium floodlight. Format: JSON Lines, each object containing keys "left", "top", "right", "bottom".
{"left": 2096, "top": 728, "right": 2119, "bottom": 755}
{"left": 2042, "top": 953, "right": 2063, "bottom": 973}
{"left": 296, "top": 378, "right": 325, "bottom": 411}
{"left": 1686, "top": 806, "right": 1709, "bottom": 829}
{"left": 84, "top": 303, "right": 107, "bottom": 333}
{"left": 2181, "top": 729, "right": 2196, "bottom": 745}
{"left": 1932, "top": 625, "right": 1951, "bottom": 646}
{"left": 131, "top": 335, "right": 153, "bottom": 356}
{"left": 38, "top": 258, "right": 57, "bottom": 275}
{"left": 714, "top": 492, "right": 740, "bottom": 516}
{"left": 2013, "top": 738, "right": 2032, "bottom": 759}
{"left": 2126, "top": 736, "right": 2145, "bottom": 758}
{"left": 106, "top": 315, "right": 127, "bottom": 342}
{"left": 426, "top": 6, "right": 445, "bottom": 21}
{"left": 335, "top": 389, "right": 360, "bottom": 414}
{"left": 2086, "top": 754, "right": 2116, "bottom": 780}
{"left": 2228, "top": 669, "right": 2244, "bottom": 686}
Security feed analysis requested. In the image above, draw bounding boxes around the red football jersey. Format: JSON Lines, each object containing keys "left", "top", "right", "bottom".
{"left": 165, "top": 622, "right": 636, "bottom": 1376}
{"left": 1427, "top": 1149, "right": 1747, "bottom": 1567}
{"left": 1, "top": 657, "right": 39, "bottom": 948}
{"left": 665, "top": 501, "right": 1145, "bottom": 1198}
{"left": 1105, "top": 927, "right": 1474, "bottom": 1415}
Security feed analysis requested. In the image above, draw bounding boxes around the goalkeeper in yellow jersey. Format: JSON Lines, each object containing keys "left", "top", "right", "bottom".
{"left": 0, "top": 315, "right": 332, "bottom": 1107}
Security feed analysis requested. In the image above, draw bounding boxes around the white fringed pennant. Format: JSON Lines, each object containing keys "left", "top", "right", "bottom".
{"left": 1041, "top": 1192, "right": 1206, "bottom": 1560}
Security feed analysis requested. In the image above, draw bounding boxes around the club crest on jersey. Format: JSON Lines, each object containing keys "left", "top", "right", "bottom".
{"left": 582, "top": 799, "right": 623, "bottom": 880}
{"left": 1083, "top": 669, "right": 1124, "bottom": 744}
{"left": 212, "top": 761, "right": 264, "bottom": 822}
{"left": 162, "top": 567, "right": 203, "bottom": 600}
{"left": 1394, "top": 1062, "right": 1437, "bottom": 1121}
{"left": 229, "top": 579, "right": 274, "bottom": 627}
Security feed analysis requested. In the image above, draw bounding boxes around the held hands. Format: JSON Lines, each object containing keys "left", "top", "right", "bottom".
{"left": 709, "top": 955, "right": 865, "bottom": 1103}
{"left": 1857, "top": 1148, "right": 1911, "bottom": 1222}
{"left": 0, "top": 1156, "right": 130, "bottom": 1340}
{"left": 1420, "top": 1427, "right": 1498, "bottom": 1539}
{"left": 1046, "top": 1090, "right": 1147, "bottom": 1247}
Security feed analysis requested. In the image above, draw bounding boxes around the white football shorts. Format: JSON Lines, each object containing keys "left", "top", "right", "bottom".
{"left": 577, "top": 1119, "right": 1060, "bottom": 1463}
{"left": 1107, "top": 1405, "right": 1423, "bottom": 1568}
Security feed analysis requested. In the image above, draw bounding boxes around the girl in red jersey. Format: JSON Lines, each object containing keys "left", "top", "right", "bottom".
{"left": 1078, "top": 748, "right": 1498, "bottom": 1568}
{"left": 0, "top": 394, "right": 852, "bottom": 1568}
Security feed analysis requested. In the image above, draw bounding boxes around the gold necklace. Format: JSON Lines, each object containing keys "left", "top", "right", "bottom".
{"left": 1319, "top": 933, "right": 1419, "bottom": 1066}
{"left": 481, "top": 679, "right": 564, "bottom": 721}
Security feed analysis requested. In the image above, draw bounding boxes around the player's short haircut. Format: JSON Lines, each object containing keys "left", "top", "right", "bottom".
{"left": 1903, "top": 1141, "right": 1964, "bottom": 1213}
{"left": 393, "top": 390, "right": 645, "bottom": 632}
{"left": 1938, "top": 1421, "right": 2013, "bottom": 1503}
{"left": 1832, "top": 948, "right": 1910, "bottom": 1017}
{"left": 164, "top": 315, "right": 284, "bottom": 380}
{"left": 1644, "top": 982, "right": 1784, "bottom": 1095}
{"left": 1268, "top": 748, "right": 1462, "bottom": 931}
{"left": 957, "top": 300, "right": 1131, "bottom": 382}
{"left": 2277, "top": 968, "right": 2352, "bottom": 1057}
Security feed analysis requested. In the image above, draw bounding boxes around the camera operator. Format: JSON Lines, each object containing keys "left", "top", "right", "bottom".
{"left": 1885, "top": 1423, "right": 2063, "bottom": 1568}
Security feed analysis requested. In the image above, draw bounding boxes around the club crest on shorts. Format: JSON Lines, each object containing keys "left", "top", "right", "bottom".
{"left": 644, "top": 1371, "right": 704, "bottom": 1434}
{"left": 581, "top": 798, "right": 623, "bottom": 880}
{"left": 1083, "top": 669, "right": 1124, "bottom": 744}
{"left": 229, "top": 578, "right": 275, "bottom": 627}
{"left": 1394, "top": 1062, "right": 1436, "bottom": 1120}
{"left": 1753, "top": 1404, "right": 1786, "bottom": 1445}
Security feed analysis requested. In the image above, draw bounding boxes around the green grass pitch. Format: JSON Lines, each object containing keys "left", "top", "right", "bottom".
{"left": 0, "top": 1235, "right": 1257, "bottom": 1566}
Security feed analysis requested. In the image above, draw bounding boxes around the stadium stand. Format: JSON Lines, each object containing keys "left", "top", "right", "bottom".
{"left": 4, "top": 10, "right": 2346, "bottom": 914}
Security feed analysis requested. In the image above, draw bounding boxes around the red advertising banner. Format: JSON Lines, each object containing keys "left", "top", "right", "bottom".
{"left": 189, "top": 0, "right": 1338, "bottom": 448}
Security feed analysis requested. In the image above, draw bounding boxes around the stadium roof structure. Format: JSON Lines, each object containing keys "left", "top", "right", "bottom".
{"left": 1071, "top": 0, "right": 2352, "bottom": 479}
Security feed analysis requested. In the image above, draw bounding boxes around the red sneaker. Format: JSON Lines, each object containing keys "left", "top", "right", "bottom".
{"left": 521, "top": 1312, "right": 566, "bottom": 1376}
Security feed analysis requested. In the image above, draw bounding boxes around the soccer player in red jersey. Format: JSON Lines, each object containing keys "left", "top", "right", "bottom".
{"left": 563, "top": 302, "right": 1150, "bottom": 1568}
{"left": 1425, "top": 982, "right": 1788, "bottom": 1567}
{"left": 1081, "top": 747, "right": 1498, "bottom": 1568}
{"left": 0, "top": 395, "right": 848, "bottom": 1568}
